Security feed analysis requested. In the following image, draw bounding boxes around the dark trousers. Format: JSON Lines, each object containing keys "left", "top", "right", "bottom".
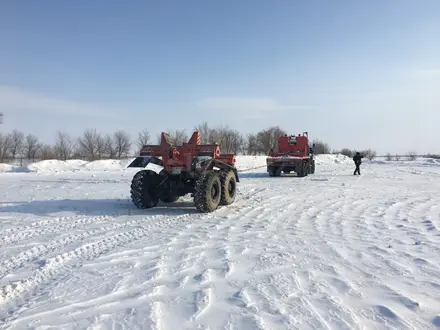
{"left": 354, "top": 163, "right": 360, "bottom": 175}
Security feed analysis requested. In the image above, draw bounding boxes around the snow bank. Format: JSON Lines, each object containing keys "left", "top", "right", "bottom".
{"left": 27, "top": 160, "right": 80, "bottom": 173}
{"left": 235, "top": 155, "right": 265, "bottom": 171}
{"left": 315, "top": 154, "right": 352, "bottom": 165}
{"left": 0, "top": 163, "right": 14, "bottom": 172}
{"left": 368, "top": 157, "right": 440, "bottom": 167}
{"left": 83, "top": 159, "right": 133, "bottom": 171}
{"left": 236, "top": 154, "right": 354, "bottom": 169}
{"left": 0, "top": 154, "right": 365, "bottom": 174}
{"left": 66, "top": 159, "right": 88, "bottom": 167}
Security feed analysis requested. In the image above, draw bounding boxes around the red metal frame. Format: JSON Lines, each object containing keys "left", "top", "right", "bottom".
{"left": 139, "top": 131, "right": 236, "bottom": 172}
{"left": 266, "top": 134, "right": 310, "bottom": 164}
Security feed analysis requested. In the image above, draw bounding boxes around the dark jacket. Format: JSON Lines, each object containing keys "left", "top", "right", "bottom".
{"left": 353, "top": 153, "right": 363, "bottom": 165}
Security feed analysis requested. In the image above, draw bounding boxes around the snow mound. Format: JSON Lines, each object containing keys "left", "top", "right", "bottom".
{"left": 315, "top": 154, "right": 352, "bottom": 165}
{"left": 0, "top": 163, "right": 14, "bottom": 172}
{"left": 1, "top": 154, "right": 353, "bottom": 174}
{"left": 235, "top": 155, "right": 266, "bottom": 171}
{"left": 27, "top": 160, "right": 78, "bottom": 173}
{"left": 66, "top": 159, "right": 88, "bottom": 167}
{"left": 83, "top": 159, "right": 132, "bottom": 171}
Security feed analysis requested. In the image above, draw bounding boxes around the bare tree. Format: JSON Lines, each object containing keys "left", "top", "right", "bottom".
{"left": 104, "top": 134, "right": 117, "bottom": 158}
{"left": 54, "top": 130, "right": 75, "bottom": 160}
{"left": 0, "top": 112, "right": 3, "bottom": 124}
{"left": 194, "top": 121, "right": 213, "bottom": 144}
{"left": 113, "top": 130, "right": 131, "bottom": 158}
{"left": 215, "top": 126, "right": 244, "bottom": 154}
{"left": 246, "top": 133, "right": 258, "bottom": 155}
{"left": 0, "top": 132, "right": 12, "bottom": 162}
{"left": 385, "top": 153, "right": 392, "bottom": 161}
{"left": 339, "top": 148, "right": 354, "bottom": 158}
{"left": 77, "top": 128, "right": 103, "bottom": 161}
{"left": 137, "top": 129, "right": 151, "bottom": 150}
{"left": 38, "top": 144, "right": 55, "bottom": 160}
{"left": 170, "top": 129, "right": 188, "bottom": 145}
{"left": 158, "top": 129, "right": 188, "bottom": 145}
{"left": 312, "top": 139, "right": 331, "bottom": 154}
{"left": 407, "top": 151, "right": 417, "bottom": 161}
{"left": 96, "top": 134, "right": 107, "bottom": 159}
{"left": 361, "top": 149, "right": 377, "bottom": 160}
{"left": 256, "top": 126, "right": 287, "bottom": 154}
{"left": 24, "top": 134, "right": 40, "bottom": 161}
{"left": 9, "top": 129, "right": 24, "bottom": 159}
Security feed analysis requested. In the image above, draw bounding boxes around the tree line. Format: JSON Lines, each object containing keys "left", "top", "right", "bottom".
{"left": 0, "top": 122, "right": 345, "bottom": 163}
{"left": 4, "top": 121, "right": 432, "bottom": 163}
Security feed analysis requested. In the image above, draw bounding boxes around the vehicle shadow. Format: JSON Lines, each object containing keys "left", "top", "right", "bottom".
{"left": 0, "top": 198, "right": 199, "bottom": 217}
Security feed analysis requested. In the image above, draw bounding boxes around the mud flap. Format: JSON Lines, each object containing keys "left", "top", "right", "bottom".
{"left": 127, "top": 156, "right": 152, "bottom": 168}
{"left": 127, "top": 156, "right": 164, "bottom": 174}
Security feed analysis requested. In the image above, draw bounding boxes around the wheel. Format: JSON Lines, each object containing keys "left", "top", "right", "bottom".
{"left": 310, "top": 160, "right": 315, "bottom": 174}
{"left": 130, "top": 170, "right": 160, "bottom": 208}
{"left": 220, "top": 170, "right": 237, "bottom": 205}
{"left": 194, "top": 171, "right": 222, "bottom": 213}
{"left": 268, "top": 166, "right": 281, "bottom": 177}
{"left": 297, "top": 162, "right": 306, "bottom": 177}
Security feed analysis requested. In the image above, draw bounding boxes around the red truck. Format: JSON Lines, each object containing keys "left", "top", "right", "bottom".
{"left": 266, "top": 132, "right": 315, "bottom": 177}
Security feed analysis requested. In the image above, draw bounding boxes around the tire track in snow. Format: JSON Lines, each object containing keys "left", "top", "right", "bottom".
{"left": 258, "top": 186, "right": 416, "bottom": 328}
{"left": 0, "top": 215, "right": 113, "bottom": 248}
{"left": 0, "top": 213, "right": 187, "bottom": 280}
{"left": 141, "top": 187, "right": 279, "bottom": 329}
{"left": 0, "top": 212, "right": 196, "bottom": 319}
{"left": 0, "top": 179, "right": 270, "bottom": 328}
{"left": 80, "top": 187, "right": 285, "bottom": 329}
{"left": 303, "top": 191, "right": 436, "bottom": 329}
{"left": 290, "top": 196, "right": 367, "bottom": 329}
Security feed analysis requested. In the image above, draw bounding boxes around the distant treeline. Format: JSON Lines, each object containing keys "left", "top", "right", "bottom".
{"left": 0, "top": 121, "right": 430, "bottom": 163}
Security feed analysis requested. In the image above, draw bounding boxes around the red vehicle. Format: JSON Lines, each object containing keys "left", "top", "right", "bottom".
{"left": 266, "top": 132, "right": 315, "bottom": 177}
{"left": 127, "top": 131, "right": 239, "bottom": 213}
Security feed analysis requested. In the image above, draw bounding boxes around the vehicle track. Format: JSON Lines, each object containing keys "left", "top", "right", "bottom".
{"left": 0, "top": 181, "right": 270, "bottom": 328}
{"left": 0, "top": 215, "right": 113, "bottom": 248}
{"left": 0, "top": 212, "right": 195, "bottom": 323}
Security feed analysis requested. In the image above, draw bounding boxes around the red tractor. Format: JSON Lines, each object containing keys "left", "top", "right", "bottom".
{"left": 266, "top": 132, "right": 315, "bottom": 177}
{"left": 127, "top": 131, "right": 239, "bottom": 213}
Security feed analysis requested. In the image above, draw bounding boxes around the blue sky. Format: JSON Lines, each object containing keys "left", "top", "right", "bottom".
{"left": 1, "top": 0, "right": 439, "bottom": 154}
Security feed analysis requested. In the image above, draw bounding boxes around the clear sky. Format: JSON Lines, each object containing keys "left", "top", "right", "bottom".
{"left": 1, "top": 0, "right": 439, "bottom": 154}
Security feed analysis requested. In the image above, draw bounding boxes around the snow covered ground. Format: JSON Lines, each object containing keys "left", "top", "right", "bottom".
{"left": 1, "top": 155, "right": 440, "bottom": 329}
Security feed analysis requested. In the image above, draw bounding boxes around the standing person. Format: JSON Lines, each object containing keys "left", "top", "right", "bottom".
{"left": 353, "top": 152, "right": 363, "bottom": 175}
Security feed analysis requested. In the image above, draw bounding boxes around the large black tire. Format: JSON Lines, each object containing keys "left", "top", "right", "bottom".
{"left": 130, "top": 170, "right": 160, "bottom": 208}
{"left": 220, "top": 170, "right": 237, "bottom": 205}
{"left": 297, "top": 162, "right": 307, "bottom": 177}
{"left": 194, "top": 171, "right": 221, "bottom": 213}
{"left": 310, "top": 159, "right": 315, "bottom": 174}
{"left": 268, "top": 166, "right": 281, "bottom": 177}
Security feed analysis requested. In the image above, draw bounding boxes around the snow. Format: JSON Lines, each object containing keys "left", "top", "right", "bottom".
{"left": 0, "top": 154, "right": 351, "bottom": 174}
{"left": 0, "top": 164, "right": 13, "bottom": 173}
{"left": 1, "top": 155, "right": 440, "bottom": 329}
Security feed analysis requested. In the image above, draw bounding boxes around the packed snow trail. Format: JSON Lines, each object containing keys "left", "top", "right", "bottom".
{"left": 0, "top": 158, "right": 440, "bottom": 329}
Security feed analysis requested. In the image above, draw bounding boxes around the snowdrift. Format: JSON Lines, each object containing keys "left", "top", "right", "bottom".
{"left": 3, "top": 154, "right": 434, "bottom": 174}
{"left": 0, "top": 163, "right": 14, "bottom": 173}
